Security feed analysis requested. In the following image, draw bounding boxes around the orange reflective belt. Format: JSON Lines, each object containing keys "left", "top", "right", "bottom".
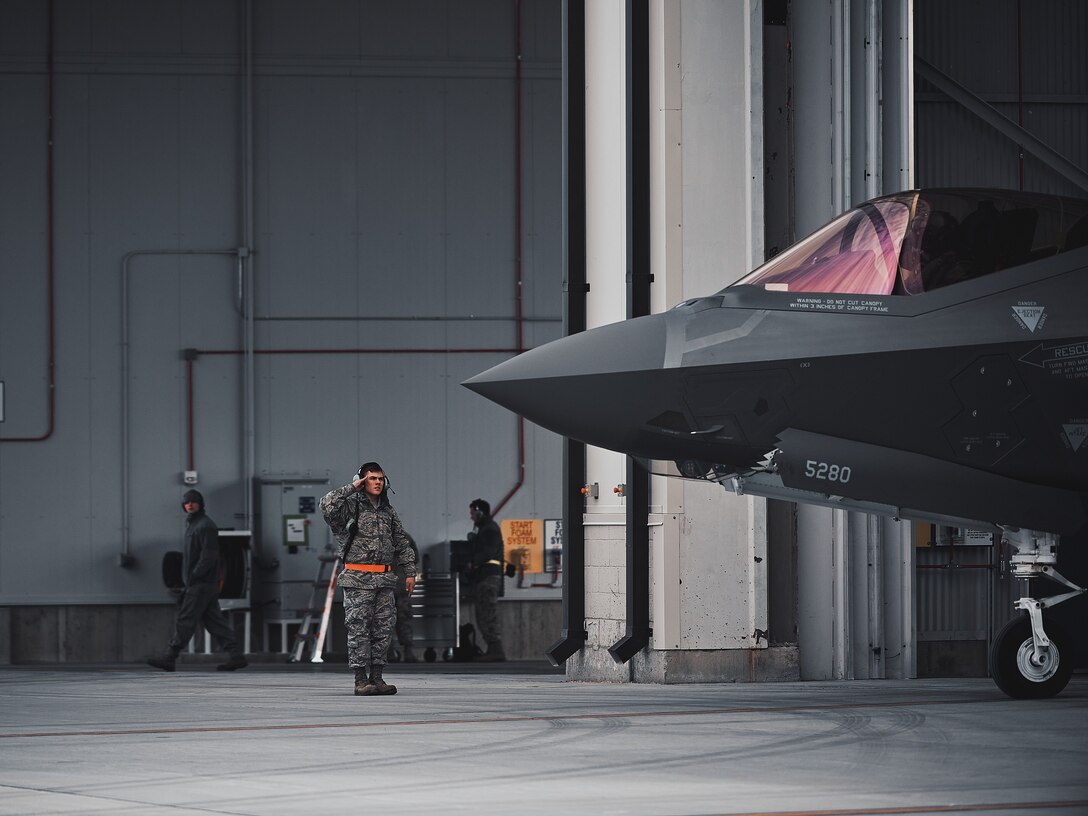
{"left": 343, "top": 563, "right": 393, "bottom": 573}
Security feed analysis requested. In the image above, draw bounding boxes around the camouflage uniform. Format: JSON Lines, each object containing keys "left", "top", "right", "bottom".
{"left": 320, "top": 483, "right": 416, "bottom": 674}
{"left": 344, "top": 585, "right": 397, "bottom": 671}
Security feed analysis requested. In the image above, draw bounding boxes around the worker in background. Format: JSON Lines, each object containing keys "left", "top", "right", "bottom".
{"left": 463, "top": 498, "right": 506, "bottom": 662}
{"left": 389, "top": 532, "right": 421, "bottom": 663}
{"left": 147, "top": 489, "right": 248, "bottom": 672}
{"left": 321, "top": 462, "right": 416, "bottom": 696}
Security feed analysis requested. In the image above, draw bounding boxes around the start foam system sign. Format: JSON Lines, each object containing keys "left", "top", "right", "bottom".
{"left": 500, "top": 519, "right": 544, "bottom": 573}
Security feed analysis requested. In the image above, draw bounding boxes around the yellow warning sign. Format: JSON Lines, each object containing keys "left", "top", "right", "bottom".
{"left": 500, "top": 519, "right": 544, "bottom": 573}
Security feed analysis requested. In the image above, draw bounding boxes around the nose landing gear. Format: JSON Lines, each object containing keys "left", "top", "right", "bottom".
{"left": 989, "top": 529, "right": 1084, "bottom": 699}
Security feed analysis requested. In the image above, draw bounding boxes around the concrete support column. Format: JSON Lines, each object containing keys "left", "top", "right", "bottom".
{"left": 573, "top": 0, "right": 792, "bottom": 684}
{"left": 649, "top": 0, "right": 779, "bottom": 683}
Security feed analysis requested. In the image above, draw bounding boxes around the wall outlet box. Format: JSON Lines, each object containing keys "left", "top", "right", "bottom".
{"left": 184, "top": 470, "right": 199, "bottom": 485}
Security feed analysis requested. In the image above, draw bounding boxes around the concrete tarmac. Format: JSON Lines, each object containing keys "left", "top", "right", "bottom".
{"left": 0, "top": 662, "right": 1085, "bottom": 816}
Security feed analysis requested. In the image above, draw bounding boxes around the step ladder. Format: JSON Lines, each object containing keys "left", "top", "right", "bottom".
{"left": 288, "top": 551, "right": 341, "bottom": 663}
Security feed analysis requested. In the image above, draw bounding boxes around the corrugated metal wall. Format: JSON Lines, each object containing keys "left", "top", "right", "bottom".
{"left": 916, "top": 0, "right": 1088, "bottom": 197}
{"left": 914, "top": 528, "right": 1019, "bottom": 673}
{"left": 0, "top": 1, "right": 563, "bottom": 604}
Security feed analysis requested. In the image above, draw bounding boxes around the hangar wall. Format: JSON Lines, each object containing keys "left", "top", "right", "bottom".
{"left": 915, "top": 0, "right": 1088, "bottom": 199}
{"left": 0, "top": 1, "right": 565, "bottom": 655}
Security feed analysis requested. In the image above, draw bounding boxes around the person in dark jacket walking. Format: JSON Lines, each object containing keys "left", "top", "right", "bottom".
{"left": 321, "top": 462, "right": 416, "bottom": 696}
{"left": 148, "top": 489, "right": 248, "bottom": 672}
{"left": 463, "top": 498, "right": 506, "bottom": 662}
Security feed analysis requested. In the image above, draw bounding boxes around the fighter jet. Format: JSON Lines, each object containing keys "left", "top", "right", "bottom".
{"left": 465, "top": 187, "right": 1088, "bottom": 699}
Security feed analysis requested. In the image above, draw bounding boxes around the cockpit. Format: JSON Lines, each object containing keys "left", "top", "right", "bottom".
{"left": 727, "top": 188, "right": 1088, "bottom": 297}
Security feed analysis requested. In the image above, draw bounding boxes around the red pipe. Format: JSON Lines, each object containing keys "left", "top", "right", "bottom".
{"left": 493, "top": 416, "right": 525, "bottom": 518}
{"left": 2, "top": 0, "right": 57, "bottom": 443}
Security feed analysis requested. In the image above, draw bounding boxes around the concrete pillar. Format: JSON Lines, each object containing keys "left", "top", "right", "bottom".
{"left": 573, "top": 0, "right": 788, "bottom": 683}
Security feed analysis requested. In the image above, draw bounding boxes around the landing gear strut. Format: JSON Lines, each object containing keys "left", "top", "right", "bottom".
{"left": 990, "top": 529, "right": 1085, "bottom": 699}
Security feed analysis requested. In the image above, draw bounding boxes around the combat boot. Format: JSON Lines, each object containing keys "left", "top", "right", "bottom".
{"left": 477, "top": 640, "right": 506, "bottom": 662}
{"left": 217, "top": 654, "right": 248, "bottom": 671}
{"left": 369, "top": 666, "right": 397, "bottom": 695}
{"left": 147, "top": 650, "right": 178, "bottom": 672}
{"left": 354, "top": 667, "right": 377, "bottom": 696}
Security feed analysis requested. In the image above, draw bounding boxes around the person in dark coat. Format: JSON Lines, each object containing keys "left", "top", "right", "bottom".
{"left": 463, "top": 498, "right": 506, "bottom": 662}
{"left": 148, "top": 489, "right": 247, "bottom": 672}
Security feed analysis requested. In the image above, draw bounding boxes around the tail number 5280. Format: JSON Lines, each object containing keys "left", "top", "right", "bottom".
{"left": 804, "top": 460, "right": 852, "bottom": 484}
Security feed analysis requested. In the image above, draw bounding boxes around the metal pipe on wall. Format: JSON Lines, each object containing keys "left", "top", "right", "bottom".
{"left": 119, "top": 249, "right": 242, "bottom": 567}
{"left": 832, "top": 508, "right": 851, "bottom": 679}
{"left": 241, "top": 0, "right": 256, "bottom": 530}
{"left": 866, "top": 513, "right": 884, "bottom": 678}
{"left": 864, "top": 0, "right": 882, "bottom": 200}
{"left": 1, "top": 0, "right": 56, "bottom": 445}
{"left": 832, "top": 0, "right": 851, "bottom": 213}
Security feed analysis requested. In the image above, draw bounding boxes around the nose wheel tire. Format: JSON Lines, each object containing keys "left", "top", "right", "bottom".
{"left": 989, "top": 614, "right": 1072, "bottom": 699}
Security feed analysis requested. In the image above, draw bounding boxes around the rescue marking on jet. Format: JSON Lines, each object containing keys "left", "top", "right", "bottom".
{"left": 1012, "top": 301, "right": 1047, "bottom": 332}
{"left": 1018, "top": 340, "right": 1088, "bottom": 379}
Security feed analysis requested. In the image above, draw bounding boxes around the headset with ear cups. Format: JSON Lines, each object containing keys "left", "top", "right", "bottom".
{"left": 355, "top": 463, "right": 393, "bottom": 494}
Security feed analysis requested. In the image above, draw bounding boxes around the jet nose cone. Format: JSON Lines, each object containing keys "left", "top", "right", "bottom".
{"left": 463, "top": 313, "right": 672, "bottom": 453}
